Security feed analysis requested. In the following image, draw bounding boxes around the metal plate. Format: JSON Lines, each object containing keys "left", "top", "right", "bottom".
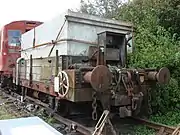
{"left": 0, "top": 116, "right": 63, "bottom": 135}
{"left": 54, "top": 77, "right": 59, "bottom": 92}
{"left": 90, "top": 65, "right": 112, "bottom": 92}
{"left": 157, "top": 67, "right": 170, "bottom": 84}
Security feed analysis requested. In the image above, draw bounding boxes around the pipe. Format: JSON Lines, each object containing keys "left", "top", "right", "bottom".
{"left": 82, "top": 65, "right": 112, "bottom": 92}
{"left": 55, "top": 50, "right": 59, "bottom": 76}
{"left": 79, "top": 67, "right": 94, "bottom": 72}
{"left": 83, "top": 71, "right": 92, "bottom": 83}
{"left": 16, "top": 57, "right": 24, "bottom": 85}
{"left": 147, "top": 71, "right": 157, "bottom": 81}
{"left": 147, "top": 67, "right": 170, "bottom": 84}
{"left": 29, "top": 55, "right": 33, "bottom": 86}
{"left": 48, "top": 19, "right": 67, "bottom": 58}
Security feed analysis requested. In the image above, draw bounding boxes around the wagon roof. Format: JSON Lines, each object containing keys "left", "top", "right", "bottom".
{"left": 64, "top": 10, "right": 133, "bottom": 29}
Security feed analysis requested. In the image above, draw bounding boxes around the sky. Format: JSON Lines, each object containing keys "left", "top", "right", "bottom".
{"left": 0, "top": 0, "right": 81, "bottom": 27}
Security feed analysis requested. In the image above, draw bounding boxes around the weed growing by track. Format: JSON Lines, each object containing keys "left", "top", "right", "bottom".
{"left": 134, "top": 126, "right": 155, "bottom": 135}
{"left": 0, "top": 105, "right": 16, "bottom": 119}
{"left": 150, "top": 110, "right": 180, "bottom": 126}
{"left": 0, "top": 102, "right": 29, "bottom": 119}
{"left": 133, "top": 110, "right": 180, "bottom": 135}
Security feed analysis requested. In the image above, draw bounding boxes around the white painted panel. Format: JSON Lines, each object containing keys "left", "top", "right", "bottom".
{"left": 21, "top": 42, "right": 67, "bottom": 59}
{"left": 34, "top": 17, "right": 67, "bottom": 46}
{"left": 54, "top": 77, "right": 59, "bottom": 92}
{"left": 21, "top": 10, "right": 133, "bottom": 59}
{"left": 21, "top": 29, "right": 34, "bottom": 50}
{"left": 66, "top": 21, "right": 132, "bottom": 56}
{"left": 21, "top": 10, "right": 68, "bottom": 50}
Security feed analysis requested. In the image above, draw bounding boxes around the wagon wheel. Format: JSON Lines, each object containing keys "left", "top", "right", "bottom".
{"left": 57, "top": 71, "right": 70, "bottom": 98}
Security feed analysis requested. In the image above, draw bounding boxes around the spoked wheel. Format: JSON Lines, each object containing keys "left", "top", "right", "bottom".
{"left": 57, "top": 71, "right": 70, "bottom": 98}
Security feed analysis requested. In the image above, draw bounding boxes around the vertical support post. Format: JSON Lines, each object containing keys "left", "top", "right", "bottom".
{"left": 21, "top": 87, "right": 25, "bottom": 102}
{"left": 33, "top": 28, "right": 36, "bottom": 47}
{"left": 97, "top": 32, "right": 106, "bottom": 66}
{"left": 123, "top": 35, "right": 127, "bottom": 68}
{"left": 0, "top": 72, "right": 2, "bottom": 85}
{"left": 54, "top": 50, "right": 59, "bottom": 112}
{"left": 96, "top": 48, "right": 105, "bottom": 65}
{"left": 29, "top": 55, "right": 32, "bottom": 86}
{"left": 55, "top": 50, "right": 59, "bottom": 76}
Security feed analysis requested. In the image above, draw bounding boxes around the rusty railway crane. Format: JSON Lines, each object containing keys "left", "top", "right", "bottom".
{"left": 8, "top": 10, "right": 170, "bottom": 120}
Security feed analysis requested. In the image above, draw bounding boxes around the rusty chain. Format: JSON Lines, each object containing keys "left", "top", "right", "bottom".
{"left": 147, "top": 88, "right": 152, "bottom": 115}
{"left": 92, "top": 91, "right": 98, "bottom": 120}
{"left": 122, "top": 75, "right": 133, "bottom": 97}
{"left": 131, "top": 97, "right": 138, "bottom": 110}
{"left": 115, "top": 70, "right": 121, "bottom": 91}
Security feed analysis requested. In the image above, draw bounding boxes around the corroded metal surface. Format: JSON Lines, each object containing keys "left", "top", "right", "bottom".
{"left": 156, "top": 67, "right": 170, "bottom": 84}
{"left": 84, "top": 65, "right": 112, "bottom": 92}
{"left": 10, "top": 13, "right": 170, "bottom": 119}
{"left": 148, "top": 67, "right": 170, "bottom": 84}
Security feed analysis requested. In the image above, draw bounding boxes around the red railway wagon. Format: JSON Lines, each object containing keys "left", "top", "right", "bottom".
{"left": 0, "top": 20, "right": 42, "bottom": 87}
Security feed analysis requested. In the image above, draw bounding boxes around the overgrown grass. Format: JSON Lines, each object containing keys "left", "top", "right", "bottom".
{"left": 0, "top": 105, "right": 16, "bottom": 120}
{"left": 134, "top": 125, "right": 155, "bottom": 135}
{"left": 150, "top": 110, "right": 180, "bottom": 126}
{"left": 134, "top": 110, "right": 180, "bottom": 135}
{"left": 0, "top": 96, "right": 179, "bottom": 135}
{"left": 0, "top": 100, "right": 57, "bottom": 128}
{"left": 34, "top": 108, "right": 57, "bottom": 125}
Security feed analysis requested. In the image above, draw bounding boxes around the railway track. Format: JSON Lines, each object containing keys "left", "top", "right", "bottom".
{"left": 0, "top": 89, "right": 179, "bottom": 135}
{"left": 131, "top": 117, "right": 180, "bottom": 135}
{"left": 0, "top": 89, "right": 117, "bottom": 135}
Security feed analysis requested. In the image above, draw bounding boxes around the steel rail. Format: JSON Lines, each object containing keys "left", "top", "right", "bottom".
{"left": 0, "top": 90, "right": 92, "bottom": 135}
{"left": 2, "top": 89, "right": 179, "bottom": 135}
{"left": 132, "top": 117, "right": 179, "bottom": 134}
{"left": 25, "top": 96, "right": 92, "bottom": 135}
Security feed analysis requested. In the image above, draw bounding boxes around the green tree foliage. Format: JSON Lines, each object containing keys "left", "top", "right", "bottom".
{"left": 117, "top": 0, "right": 180, "bottom": 113}
{"left": 157, "top": 0, "right": 180, "bottom": 37}
{"left": 79, "top": 0, "right": 180, "bottom": 113}
{"left": 79, "top": 0, "right": 98, "bottom": 15}
{"left": 79, "top": 0, "right": 123, "bottom": 18}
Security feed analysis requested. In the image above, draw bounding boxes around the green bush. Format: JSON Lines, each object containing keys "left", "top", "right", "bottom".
{"left": 80, "top": 0, "right": 180, "bottom": 114}
{"left": 118, "top": 0, "right": 180, "bottom": 114}
{"left": 150, "top": 78, "right": 180, "bottom": 113}
{"left": 150, "top": 110, "right": 180, "bottom": 126}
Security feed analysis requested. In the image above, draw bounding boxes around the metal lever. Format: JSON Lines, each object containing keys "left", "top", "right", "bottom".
{"left": 92, "top": 110, "right": 117, "bottom": 135}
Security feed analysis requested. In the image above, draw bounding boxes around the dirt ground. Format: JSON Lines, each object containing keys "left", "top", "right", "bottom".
{"left": 0, "top": 95, "right": 30, "bottom": 120}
